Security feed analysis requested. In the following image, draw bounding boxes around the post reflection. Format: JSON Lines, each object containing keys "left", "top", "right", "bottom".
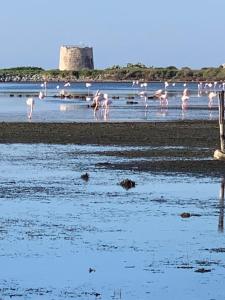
{"left": 218, "top": 177, "right": 225, "bottom": 233}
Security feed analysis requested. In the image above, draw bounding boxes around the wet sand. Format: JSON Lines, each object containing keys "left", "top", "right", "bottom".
{"left": 0, "top": 120, "right": 223, "bottom": 176}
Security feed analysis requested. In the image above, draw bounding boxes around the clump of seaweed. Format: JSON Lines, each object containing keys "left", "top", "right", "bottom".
{"left": 120, "top": 179, "right": 135, "bottom": 190}
{"left": 81, "top": 173, "right": 90, "bottom": 181}
{"left": 195, "top": 268, "right": 211, "bottom": 273}
{"left": 180, "top": 212, "right": 191, "bottom": 218}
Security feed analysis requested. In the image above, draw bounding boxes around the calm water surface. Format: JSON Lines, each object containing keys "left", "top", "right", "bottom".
{"left": 0, "top": 144, "right": 225, "bottom": 299}
{"left": 0, "top": 82, "right": 220, "bottom": 122}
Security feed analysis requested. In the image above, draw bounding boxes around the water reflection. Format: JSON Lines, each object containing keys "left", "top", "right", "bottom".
{"left": 59, "top": 104, "right": 78, "bottom": 111}
{"left": 156, "top": 107, "right": 168, "bottom": 117}
{"left": 0, "top": 81, "right": 221, "bottom": 122}
{"left": 112, "top": 289, "right": 122, "bottom": 300}
{"left": 94, "top": 107, "right": 110, "bottom": 121}
{"left": 181, "top": 108, "right": 187, "bottom": 120}
{"left": 218, "top": 177, "right": 225, "bottom": 233}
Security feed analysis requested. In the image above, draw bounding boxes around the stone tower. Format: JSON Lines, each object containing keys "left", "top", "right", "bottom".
{"left": 59, "top": 45, "right": 94, "bottom": 71}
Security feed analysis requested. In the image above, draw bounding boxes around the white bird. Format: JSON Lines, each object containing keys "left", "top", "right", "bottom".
{"left": 86, "top": 83, "right": 92, "bottom": 88}
{"left": 41, "top": 81, "right": 47, "bottom": 96}
{"left": 143, "top": 82, "right": 148, "bottom": 88}
{"left": 208, "top": 83, "right": 213, "bottom": 89}
{"left": 165, "top": 81, "right": 169, "bottom": 89}
{"left": 39, "top": 91, "right": 45, "bottom": 100}
{"left": 26, "top": 97, "right": 35, "bottom": 119}
{"left": 64, "top": 82, "right": 71, "bottom": 87}
{"left": 198, "top": 82, "right": 203, "bottom": 90}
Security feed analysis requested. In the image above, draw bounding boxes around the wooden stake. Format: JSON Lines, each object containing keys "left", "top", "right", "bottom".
{"left": 214, "top": 91, "right": 225, "bottom": 159}
{"left": 219, "top": 91, "right": 225, "bottom": 153}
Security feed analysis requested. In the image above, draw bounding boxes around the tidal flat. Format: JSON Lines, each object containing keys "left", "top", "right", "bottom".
{"left": 0, "top": 143, "right": 225, "bottom": 299}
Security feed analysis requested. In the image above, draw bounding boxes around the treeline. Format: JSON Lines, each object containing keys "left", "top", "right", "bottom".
{"left": 1, "top": 64, "right": 225, "bottom": 81}
{"left": 0, "top": 67, "right": 44, "bottom": 75}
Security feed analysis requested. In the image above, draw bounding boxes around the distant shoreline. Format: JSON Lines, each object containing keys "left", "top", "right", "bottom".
{"left": 0, "top": 66, "right": 225, "bottom": 82}
{"left": 0, "top": 79, "right": 223, "bottom": 84}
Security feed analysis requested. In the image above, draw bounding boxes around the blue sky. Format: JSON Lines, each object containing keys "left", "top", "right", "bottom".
{"left": 0, "top": 0, "right": 225, "bottom": 69}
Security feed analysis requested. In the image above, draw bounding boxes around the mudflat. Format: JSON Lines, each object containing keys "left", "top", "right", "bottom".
{"left": 0, "top": 121, "right": 220, "bottom": 147}
{"left": 0, "top": 120, "right": 223, "bottom": 176}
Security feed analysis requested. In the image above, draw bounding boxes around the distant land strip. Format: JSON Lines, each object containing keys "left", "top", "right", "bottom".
{"left": 0, "top": 65, "right": 225, "bottom": 82}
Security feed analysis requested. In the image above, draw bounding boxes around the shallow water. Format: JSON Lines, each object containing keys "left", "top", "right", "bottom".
{"left": 0, "top": 82, "right": 220, "bottom": 122}
{"left": 0, "top": 144, "right": 225, "bottom": 299}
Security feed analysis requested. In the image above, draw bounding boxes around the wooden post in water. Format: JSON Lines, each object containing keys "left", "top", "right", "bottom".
{"left": 218, "top": 177, "right": 225, "bottom": 232}
{"left": 219, "top": 91, "right": 225, "bottom": 152}
{"left": 213, "top": 91, "right": 225, "bottom": 159}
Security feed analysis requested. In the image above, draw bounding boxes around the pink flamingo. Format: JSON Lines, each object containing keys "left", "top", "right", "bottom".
{"left": 160, "top": 91, "right": 168, "bottom": 106}
{"left": 208, "top": 91, "right": 217, "bottom": 108}
{"left": 181, "top": 88, "right": 189, "bottom": 110}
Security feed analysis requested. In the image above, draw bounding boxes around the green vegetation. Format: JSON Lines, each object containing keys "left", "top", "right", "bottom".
{"left": 0, "top": 66, "right": 44, "bottom": 75}
{"left": 0, "top": 65, "right": 225, "bottom": 81}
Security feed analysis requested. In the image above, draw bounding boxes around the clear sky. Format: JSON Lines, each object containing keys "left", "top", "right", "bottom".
{"left": 0, "top": 0, "right": 225, "bottom": 69}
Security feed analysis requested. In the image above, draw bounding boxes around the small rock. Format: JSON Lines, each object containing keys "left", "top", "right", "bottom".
{"left": 81, "top": 173, "right": 89, "bottom": 181}
{"left": 126, "top": 100, "right": 138, "bottom": 104}
{"left": 93, "top": 292, "right": 101, "bottom": 297}
{"left": 214, "top": 149, "right": 225, "bottom": 160}
{"left": 120, "top": 179, "right": 135, "bottom": 190}
{"left": 180, "top": 212, "right": 191, "bottom": 218}
{"left": 89, "top": 267, "right": 96, "bottom": 273}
